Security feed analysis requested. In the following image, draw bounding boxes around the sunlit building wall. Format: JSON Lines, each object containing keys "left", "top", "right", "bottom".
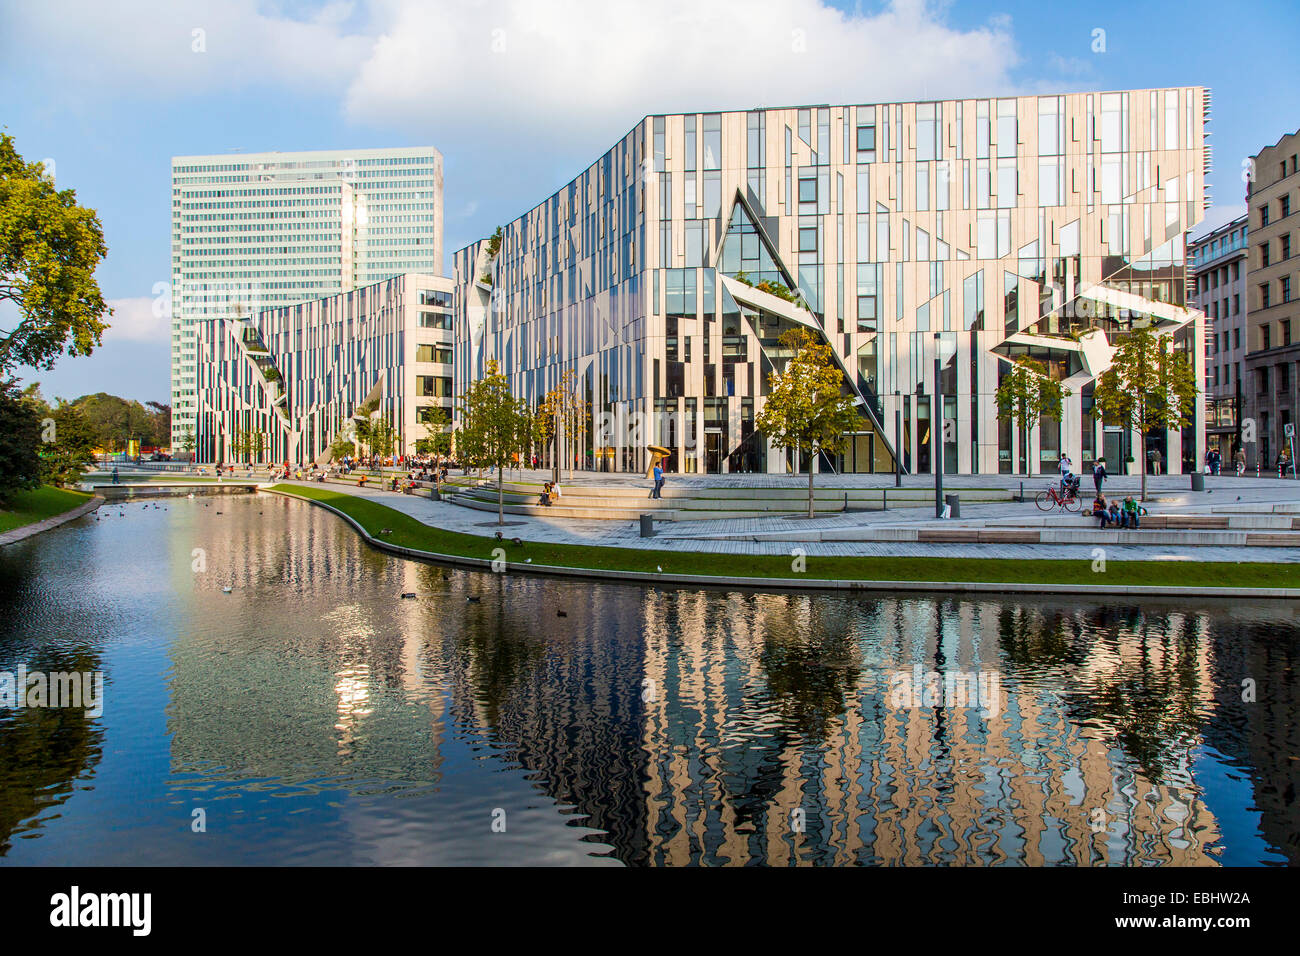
{"left": 454, "top": 89, "right": 1209, "bottom": 476}
{"left": 194, "top": 273, "right": 454, "bottom": 464}
{"left": 172, "top": 147, "right": 444, "bottom": 453}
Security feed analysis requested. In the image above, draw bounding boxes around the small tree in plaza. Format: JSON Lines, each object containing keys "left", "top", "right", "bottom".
{"left": 754, "top": 327, "right": 862, "bottom": 519}
{"left": 328, "top": 433, "right": 355, "bottom": 463}
{"left": 416, "top": 406, "right": 452, "bottom": 460}
{"left": 367, "top": 416, "right": 396, "bottom": 460}
{"left": 1092, "top": 327, "right": 1198, "bottom": 501}
{"left": 457, "top": 359, "right": 532, "bottom": 525}
{"left": 230, "top": 428, "right": 252, "bottom": 462}
{"left": 540, "top": 367, "right": 586, "bottom": 481}
{"left": 994, "top": 356, "right": 1069, "bottom": 477}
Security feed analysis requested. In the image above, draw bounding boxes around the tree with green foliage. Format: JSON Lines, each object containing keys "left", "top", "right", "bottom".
{"left": 230, "top": 428, "right": 251, "bottom": 462}
{"left": 367, "top": 416, "right": 396, "bottom": 459}
{"left": 994, "top": 356, "right": 1070, "bottom": 477}
{"left": 0, "top": 133, "right": 111, "bottom": 373}
{"left": 39, "top": 401, "right": 96, "bottom": 487}
{"left": 539, "top": 367, "right": 585, "bottom": 481}
{"left": 180, "top": 426, "right": 196, "bottom": 463}
{"left": 328, "top": 433, "right": 355, "bottom": 463}
{"left": 146, "top": 401, "right": 171, "bottom": 447}
{"left": 1093, "top": 327, "right": 1199, "bottom": 501}
{"left": 754, "top": 327, "right": 863, "bottom": 518}
{"left": 0, "top": 379, "right": 41, "bottom": 503}
{"left": 457, "top": 359, "right": 532, "bottom": 524}
{"left": 415, "top": 406, "right": 452, "bottom": 459}
{"left": 72, "top": 392, "right": 155, "bottom": 454}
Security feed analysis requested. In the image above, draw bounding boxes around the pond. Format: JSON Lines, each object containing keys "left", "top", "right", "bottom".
{"left": 0, "top": 494, "right": 1296, "bottom": 866}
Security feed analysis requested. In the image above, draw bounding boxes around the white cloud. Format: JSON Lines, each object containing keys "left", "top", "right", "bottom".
{"left": 343, "top": 0, "right": 1019, "bottom": 140}
{"left": 9, "top": 0, "right": 1020, "bottom": 142}
{"left": 104, "top": 296, "right": 169, "bottom": 343}
{"left": 5, "top": 0, "right": 374, "bottom": 97}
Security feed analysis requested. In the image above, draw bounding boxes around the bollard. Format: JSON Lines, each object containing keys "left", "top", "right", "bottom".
{"left": 882, "top": 487, "right": 888, "bottom": 511}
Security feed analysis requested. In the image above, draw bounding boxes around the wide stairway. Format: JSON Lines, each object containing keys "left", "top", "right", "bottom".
{"left": 436, "top": 478, "right": 1013, "bottom": 521}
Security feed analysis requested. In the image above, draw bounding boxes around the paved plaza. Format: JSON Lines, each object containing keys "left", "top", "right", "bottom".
{"left": 273, "top": 471, "right": 1300, "bottom": 563}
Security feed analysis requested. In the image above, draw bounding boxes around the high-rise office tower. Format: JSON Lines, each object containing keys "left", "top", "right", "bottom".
{"left": 170, "top": 146, "right": 443, "bottom": 451}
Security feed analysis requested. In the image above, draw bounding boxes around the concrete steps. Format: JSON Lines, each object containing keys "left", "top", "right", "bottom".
{"left": 689, "top": 524, "right": 1300, "bottom": 548}
{"left": 442, "top": 480, "right": 1012, "bottom": 521}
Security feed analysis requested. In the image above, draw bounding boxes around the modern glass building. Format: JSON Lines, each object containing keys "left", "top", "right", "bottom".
{"left": 194, "top": 273, "right": 454, "bottom": 465}
{"left": 171, "top": 147, "right": 444, "bottom": 452}
{"left": 454, "top": 89, "right": 1209, "bottom": 475}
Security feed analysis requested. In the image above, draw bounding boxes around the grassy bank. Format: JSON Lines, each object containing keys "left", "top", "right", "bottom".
{"left": 0, "top": 486, "right": 94, "bottom": 534}
{"left": 267, "top": 484, "right": 1300, "bottom": 590}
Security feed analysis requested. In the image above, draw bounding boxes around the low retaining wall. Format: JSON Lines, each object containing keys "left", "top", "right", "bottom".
{"left": 92, "top": 483, "right": 262, "bottom": 500}
{"left": 0, "top": 495, "right": 103, "bottom": 546}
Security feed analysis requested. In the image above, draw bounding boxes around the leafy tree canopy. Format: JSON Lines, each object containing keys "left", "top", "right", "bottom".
{"left": 0, "top": 133, "right": 110, "bottom": 373}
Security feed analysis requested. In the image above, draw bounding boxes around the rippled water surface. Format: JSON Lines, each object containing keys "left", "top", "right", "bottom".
{"left": 1, "top": 494, "right": 1297, "bottom": 866}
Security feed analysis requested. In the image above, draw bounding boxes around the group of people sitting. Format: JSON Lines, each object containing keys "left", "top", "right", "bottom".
{"left": 537, "top": 481, "right": 562, "bottom": 506}
{"left": 1091, "top": 494, "right": 1143, "bottom": 529}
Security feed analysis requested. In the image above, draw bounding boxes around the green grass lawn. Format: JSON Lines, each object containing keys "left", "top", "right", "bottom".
{"left": 268, "top": 484, "right": 1300, "bottom": 590}
{"left": 0, "top": 485, "right": 95, "bottom": 534}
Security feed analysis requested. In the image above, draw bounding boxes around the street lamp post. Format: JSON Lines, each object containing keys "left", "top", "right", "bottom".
{"left": 894, "top": 390, "right": 902, "bottom": 488}
{"left": 934, "top": 333, "right": 943, "bottom": 518}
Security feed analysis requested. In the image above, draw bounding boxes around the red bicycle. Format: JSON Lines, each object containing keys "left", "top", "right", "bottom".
{"left": 1035, "top": 484, "right": 1081, "bottom": 512}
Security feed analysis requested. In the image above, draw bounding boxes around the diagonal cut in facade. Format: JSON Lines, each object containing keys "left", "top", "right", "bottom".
{"left": 455, "top": 89, "right": 1209, "bottom": 476}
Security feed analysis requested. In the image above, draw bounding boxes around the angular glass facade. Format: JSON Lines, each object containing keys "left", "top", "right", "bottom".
{"left": 454, "top": 90, "right": 1208, "bottom": 475}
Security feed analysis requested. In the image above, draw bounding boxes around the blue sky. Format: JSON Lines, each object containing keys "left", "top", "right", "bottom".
{"left": 2, "top": 0, "right": 1296, "bottom": 405}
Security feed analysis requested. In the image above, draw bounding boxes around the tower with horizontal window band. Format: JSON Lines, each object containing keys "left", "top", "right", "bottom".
{"left": 172, "top": 146, "right": 443, "bottom": 455}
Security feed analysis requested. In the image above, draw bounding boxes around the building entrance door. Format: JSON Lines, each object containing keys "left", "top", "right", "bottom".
{"left": 1103, "top": 429, "right": 1124, "bottom": 474}
{"left": 705, "top": 431, "right": 722, "bottom": 474}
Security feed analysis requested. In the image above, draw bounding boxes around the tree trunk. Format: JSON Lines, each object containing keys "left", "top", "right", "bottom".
{"left": 807, "top": 450, "right": 815, "bottom": 519}
{"left": 1139, "top": 430, "right": 1147, "bottom": 502}
{"left": 498, "top": 467, "right": 505, "bottom": 525}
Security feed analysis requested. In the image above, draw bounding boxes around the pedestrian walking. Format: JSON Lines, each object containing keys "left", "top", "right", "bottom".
{"left": 650, "top": 462, "right": 665, "bottom": 500}
{"left": 1234, "top": 445, "right": 1246, "bottom": 476}
{"left": 1092, "top": 457, "right": 1107, "bottom": 495}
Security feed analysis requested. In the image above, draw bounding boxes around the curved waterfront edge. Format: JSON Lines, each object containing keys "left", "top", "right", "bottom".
{"left": 0, "top": 494, "right": 103, "bottom": 546}
{"left": 262, "top": 485, "right": 1300, "bottom": 599}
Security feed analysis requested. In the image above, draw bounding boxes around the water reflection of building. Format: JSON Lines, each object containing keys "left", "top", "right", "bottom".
{"left": 1201, "top": 606, "right": 1300, "bottom": 864}
{"left": 155, "top": 496, "right": 1296, "bottom": 865}
{"left": 638, "top": 594, "right": 1228, "bottom": 865}
{"left": 434, "top": 575, "right": 653, "bottom": 863}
